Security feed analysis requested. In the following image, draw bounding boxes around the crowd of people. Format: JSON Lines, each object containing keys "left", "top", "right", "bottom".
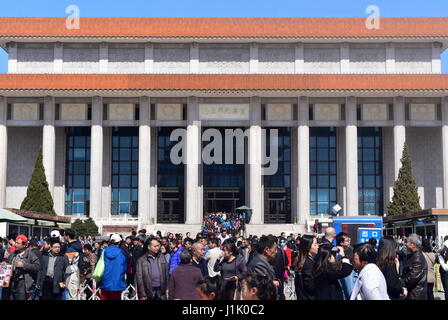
{"left": 0, "top": 226, "right": 447, "bottom": 301}
{"left": 201, "top": 212, "right": 248, "bottom": 236}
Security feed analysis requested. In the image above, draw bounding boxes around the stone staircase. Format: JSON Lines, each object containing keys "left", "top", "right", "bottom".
{"left": 143, "top": 223, "right": 307, "bottom": 237}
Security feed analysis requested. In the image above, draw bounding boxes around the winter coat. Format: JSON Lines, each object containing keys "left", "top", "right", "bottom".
{"left": 247, "top": 252, "right": 276, "bottom": 281}
{"left": 402, "top": 250, "right": 428, "bottom": 300}
{"left": 314, "top": 260, "right": 353, "bottom": 300}
{"left": 37, "top": 253, "right": 69, "bottom": 294}
{"left": 350, "top": 263, "right": 390, "bottom": 300}
{"left": 169, "top": 247, "right": 183, "bottom": 274}
{"left": 168, "top": 264, "right": 203, "bottom": 300}
{"left": 295, "top": 256, "right": 315, "bottom": 300}
{"left": 135, "top": 253, "right": 169, "bottom": 299}
{"left": 100, "top": 246, "right": 128, "bottom": 291}
{"left": 7, "top": 249, "right": 40, "bottom": 293}
{"left": 380, "top": 265, "right": 404, "bottom": 300}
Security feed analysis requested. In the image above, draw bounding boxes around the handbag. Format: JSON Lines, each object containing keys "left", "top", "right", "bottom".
{"left": 92, "top": 251, "right": 105, "bottom": 282}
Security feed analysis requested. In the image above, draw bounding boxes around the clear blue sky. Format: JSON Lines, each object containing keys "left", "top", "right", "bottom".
{"left": 1, "top": 0, "right": 447, "bottom": 73}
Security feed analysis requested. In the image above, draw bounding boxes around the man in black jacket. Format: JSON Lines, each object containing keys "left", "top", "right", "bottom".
{"left": 247, "top": 235, "right": 280, "bottom": 297}
{"left": 36, "top": 240, "right": 69, "bottom": 300}
{"left": 402, "top": 234, "right": 427, "bottom": 300}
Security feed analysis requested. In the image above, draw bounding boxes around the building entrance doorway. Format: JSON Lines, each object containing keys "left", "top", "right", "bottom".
{"left": 204, "top": 188, "right": 244, "bottom": 213}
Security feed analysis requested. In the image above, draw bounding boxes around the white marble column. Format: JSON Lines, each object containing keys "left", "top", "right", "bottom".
{"left": 7, "top": 42, "right": 17, "bottom": 73}
{"left": 138, "top": 96, "right": 151, "bottom": 228}
{"left": 442, "top": 97, "right": 448, "bottom": 207}
{"left": 185, "top": 96, "right": 202, "bottom": 224}
{"left": 393, "top": 97, "right": 406, "bottom": 180}
{"left": 249, "top": 96, "right": 263, "bottom": 224}
{"left": 297, "top": 96, "right": 310, "bottom": 224}
{"left": 0, "top": 97, "right": 7, "bottom": 208}
{"left": 345, "top": 97, "right": 358, "bottom": 216}
{"left": 42, "top": 96, "right": 56, "bottom": 196}
{"left": 89, "top": 96, "right": 103, "bottom": 220}
{"left": 249, "top": 43, "right": 258, "bottom": 74}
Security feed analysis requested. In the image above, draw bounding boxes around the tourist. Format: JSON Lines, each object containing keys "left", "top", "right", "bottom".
{"left": 135, "top": 237, "right": 169, "bottom": 300}
{"left": 3, "top": 235, "right": 40, "bottom": 300}
{"left": 312, "top": 245, "right": 353, "bottom": 300}
{"left": 336, "top": 232, "right": 356, "bottom": 299}
{"left": 195, "top": 276, "right": 222, "bottom": 300}
{"left": 169, "top": 239, "right": 183, "bottom": 274}
{"left": 271, "top": 238, "right": 289, "bottom": 300}
{"left": 63, "top": 228, "right": 83, "bottom": 300}
{"left": 295, "top": 234, "right": 318, "bottom": 300}
{"left": 80, "top": 243, "right": 97, "bottom": 300}
{"left": 422, "top": 238, "right": 436, "bottom": 300}
{"left": 99, "top": 233, "right": 128, "bottom": 300}
{"left": 402, "top": 234, "right": 428, "bottom": 300}
{"left": 350, "top": 243, "right": 389, "bottom": 300}
{"left": 241, "top": 273, "right": 277, "bottom": 300}
{"left": 191, "top": 242, "right": 208, "bottom": 276}
{"left": 247, "top": 235, "right": 280, "bottom": 293}
{"left": 319, "top": 227, "right": 336, "bottom": 248}
{"left": 168, "top": 250, "right": 203, "bottom": 300}
{"left": 204, "top": 238, "right": 222, "bottom": 277}
{"left": 377, "top": 236, "right": 406, "bottom": 300}
{"left": 213, "top": 242, "right": 247, "bottom": 300}
{"left": 36, "top": 240, "right": 69, "bottom": 300}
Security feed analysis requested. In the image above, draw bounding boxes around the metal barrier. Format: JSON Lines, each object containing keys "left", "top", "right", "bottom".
{"left": 78, "top": 280, "right": 138, "bottom": 300}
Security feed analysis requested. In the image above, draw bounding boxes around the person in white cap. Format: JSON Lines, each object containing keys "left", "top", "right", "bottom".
{"left": 98, "top": 233, "right": 128, "bottom": 300}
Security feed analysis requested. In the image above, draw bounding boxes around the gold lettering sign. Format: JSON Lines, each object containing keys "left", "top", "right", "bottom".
{"left": 199, "top": 104, "right": 250, "bottom": 120}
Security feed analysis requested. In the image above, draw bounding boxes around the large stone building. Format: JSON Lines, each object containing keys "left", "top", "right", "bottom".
{"left": 0, "top": 17, "right": 448, "bottom": 235}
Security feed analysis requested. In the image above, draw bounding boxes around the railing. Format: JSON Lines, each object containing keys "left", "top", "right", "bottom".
{"left": 78, "top": 280, "right": 138, "bottom": 300}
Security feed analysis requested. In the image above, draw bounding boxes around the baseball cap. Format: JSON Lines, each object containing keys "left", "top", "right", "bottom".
{"left": 50, "top": 230, "right": 61, "bottom": 238}
{"left": 110, "top": 233, "right": 122, "bottom": 243}
{"left": 16, "top": 234, "right": 28, "bottom": 243}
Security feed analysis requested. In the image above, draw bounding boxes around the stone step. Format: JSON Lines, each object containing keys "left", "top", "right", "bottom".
{"left": 143, "top": 223, "right": 307, "bottom": 237}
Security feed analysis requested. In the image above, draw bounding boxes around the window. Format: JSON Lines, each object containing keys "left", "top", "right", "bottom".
{"left": 358, "top": 127, "right": 383, "bottom": 215}
{"left": 111, "top": 127, "right": 139, "bottom": 216}
{"left": 157, "top": 127, "right": 185, "bottom": 223}
{"left": 264, "top": 127, "right": 292, "bottom": 223}
{"left": 203, "top": 127, "right": 245, "bottom": 188}
{"left": 65, "top": 127, "right": 90, "bottom": 216}
{"left": 310, "top": 127, "right": 337, "bottom": 215}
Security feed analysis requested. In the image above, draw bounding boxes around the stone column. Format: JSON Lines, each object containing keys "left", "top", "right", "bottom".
{"left": 249, "top": 96, "right": 263, "bottom": 224}
{"left": 138, "top": 96, "right": 151, "bottom": 228}
{"left": 442, "top": 97, "right": 448, "bottom": 207}
{"left": 0, "top": 97, "right": 7, "bottom": 208}
{"left": 7, "top": 42, "right": 17, "bottom": 73}
{"left": 190, "top": 43, "right": 199, "bottom": 73}
{"left": 99, "top": 43, "right": 108, "bottom": 73}
{"left": 144, "top": 43, "right": 154, "bottom": 73}
{"left": 345, "top": 97, "right": 358, "bottom": 216}
{"left": 386, "top": 43, "right": 395, "bottom": 73}
{"left": 294, "top": 43, "right": 304, "bottom": 73}
{"left": 54, "top": 42, "right": 63, "bottom": 73}
{"left": 185, "top": 96, "right": 202, "bottom": 224}
{"left": 89, "top": 96, "right": 103, "bottom": 220}
{"left": 43, "top": 96, "right": 56, "bottom": 196}
{"left": 297, "top": 96, "right": 310, "bottom": 224}
{"left": 249, "top": 43, "right": 258, "bottom": 74}
{"left": 393, "top": 97, "right": 406, "bottom": 180}
{"left": 340, "top": 43, "right": 350, "bottom": 73}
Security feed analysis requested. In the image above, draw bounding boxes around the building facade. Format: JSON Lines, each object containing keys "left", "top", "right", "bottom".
{"left": 0, "top": 17, "right": 448, "bottom": 235}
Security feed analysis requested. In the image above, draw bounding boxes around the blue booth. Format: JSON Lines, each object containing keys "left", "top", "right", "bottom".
{"left": 332, "top": 216, "right": 383, "bottom": 245}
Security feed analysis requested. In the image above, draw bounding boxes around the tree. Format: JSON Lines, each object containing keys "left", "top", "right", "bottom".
{"left": 71, "top": 218, "right": 99, "bottom": 238}
{"left": 387, "top": 143, "right": 422, "bottom": 215}
{"left": 20, "top": 147, "right": 56, "bottom": 215}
